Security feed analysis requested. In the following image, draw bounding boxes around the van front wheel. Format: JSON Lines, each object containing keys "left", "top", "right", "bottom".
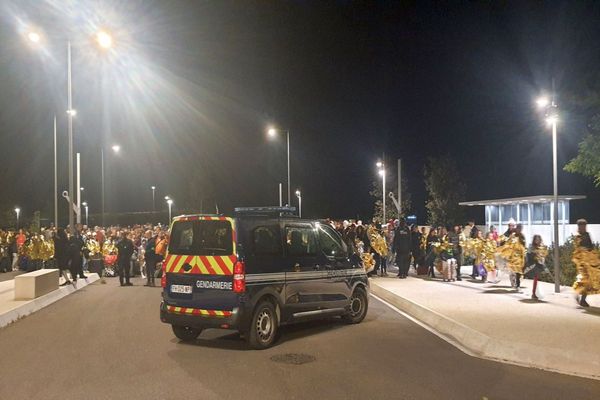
{"left": 247, "top": 300, "right": 278, "bottom": 349}
{"left": 343, "top": 287, "right": 368, "bottom": 324}
{"left": 172, "top": 325, "right": 202, "bottom": 342}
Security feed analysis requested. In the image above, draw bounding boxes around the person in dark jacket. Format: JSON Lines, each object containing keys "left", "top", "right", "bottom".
{"left": 117, "top": 231, "right": 135, "bottom": 286}
{"left": 393, "top": 218, "right": 412, "bottom": 279}
{"left": 144, "top": 230, "right": 157, "bottom": 287}
{"left": 54, "top": 228, "right": 71, "bottom": 286}
{"left": 68, "top": 231, "right": 86, "bottom": 286}
{"left": 410, "top": 225, "right": 423, "bottom": 273}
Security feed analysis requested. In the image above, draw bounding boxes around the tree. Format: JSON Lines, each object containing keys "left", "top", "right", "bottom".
{"left": 564, "top": 115, "right": 600, "bottom": 186}
{"left": 424, "top": 155, "right": 466, "bottom": 226}
{"left": 370, "top": 174, "right": 411, "bottom": 223}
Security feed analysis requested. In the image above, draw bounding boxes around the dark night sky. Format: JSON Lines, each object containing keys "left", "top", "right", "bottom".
{"left": 1, "top": 0, "right": 600, "bottom": 225}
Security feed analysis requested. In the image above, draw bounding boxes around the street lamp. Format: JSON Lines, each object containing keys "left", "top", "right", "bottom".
{"left": 96, "top": 31, "right": 113, "bottom": 49}
{"left": 15, "top": 207, "right": 20, "bottom": 229}
{"left": 166, "top": 198, "right": 173, "bottom": 223}
{"left": 101, "top": 144, "right": 121, "bottom": 226}
{"left": 82, "top": 202, "right": 89, "bottom": 226}
{"left": 267, "top": 127, "right": 291, "bottom": 206}
{"left": 536, "top": 93, "right": 560, "bottom": 293}
{"left": 295, "top": 189, "right": 302, "bottom": 218}
{"left": 151, "top": 186, "right": 156, "bottom": 212}
{"left": 377, "top": 161, "right": 386, "bottom": 224}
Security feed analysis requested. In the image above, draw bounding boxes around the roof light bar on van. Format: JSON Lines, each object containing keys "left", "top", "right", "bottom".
{"left": 234, "top": 206, "right": 297, "bottom": 216}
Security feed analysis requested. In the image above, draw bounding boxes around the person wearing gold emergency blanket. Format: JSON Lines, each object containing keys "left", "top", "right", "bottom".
{"left": 496, "top": 224, "right": 526, "bottom": 290}
{"left": 572, "top": 219, "right": 600, "bottom": 308}
{"left": 462, "top": 232, "right": 498, "bottom": 283}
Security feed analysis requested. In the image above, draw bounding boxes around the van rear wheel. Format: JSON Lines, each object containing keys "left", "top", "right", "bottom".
{"left": 172, "top": 325, "right": 202, "bottom": 342}
{"left": 343, "top": 287, "right": 368, "bottom": 324}
{"left": 247, "top": 300, "right": 278, "bottom": 349}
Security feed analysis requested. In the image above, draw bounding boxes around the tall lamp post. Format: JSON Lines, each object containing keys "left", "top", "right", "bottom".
{"left": 377, "top": 161, "right": 386, "bottom": 224}
{"left": 536, "top": 94, "right": 560, "bottom": 293}
{"left": 15, "top": 207, "right": 21, "bottom": 230}
{"left": 101, "top": 144, "right": 120, "bottom": 226}
{"left": 166, "top": 197, "right": 173, "bottom": 224}
{"left": 267, "top": 127, "right": 291, "bottom": 206}
{"left": 82, "top": 201, "right": 89, "bottom": 226}
{"left": 295, "top": 190, "right": 302, "bottom": 218}
{"left": 151, "top": 186, "right": 156, "bottom": 212}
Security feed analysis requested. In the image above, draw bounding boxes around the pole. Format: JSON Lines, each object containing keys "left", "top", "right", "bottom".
{"left": 152, "top": 187, "right": 156, "bottom": 212}
{"left": 101, "top": 148, "right": 105, "bottom": 226}
{"left": 53, "top": 116, "right": 58, "bottom": 228}
{"left": 168, "top": 203, "right": 172, "bottom": 222}
{"left": 67, "top": 41, "right": 74, "bottom": 234}
{"left": 286, "top": 130, "right": 291, "bottom": 206}
{"left": 76, "top": 153, "right": 81, "bottom": 224}
{"left": 16, "top": 211, "right": 20, "bottom": 230}
{"left": 552, "top": 120, "right": 560, "bottom": 293}
{"left": 397, "top": 158, "right": 402, "bottom": 217}
{"left": 279, "top": 183, "right": 283, "bottom": 207}
{"left": 85, "top": 205, "right": 89, "bottom": 226}
{"left": 298, "top": 195, "right": 302, "bottom": 218}
{"left": 382, "top": 168, "right": 386, "bottom": 224}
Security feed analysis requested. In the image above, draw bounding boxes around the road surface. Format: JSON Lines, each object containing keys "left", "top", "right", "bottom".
{"left": 0, "top": 276, "right": 598, "bottom": 400}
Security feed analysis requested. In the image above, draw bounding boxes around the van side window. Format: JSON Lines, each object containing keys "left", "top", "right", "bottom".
{"left": 318, "top": 224, "right": 348, "bottom": 258}
{"left": 252, "top": 226, "right": 281, "bottom": 255}
{"left": 285, "top": 226, "right": 317, "bottom": 256}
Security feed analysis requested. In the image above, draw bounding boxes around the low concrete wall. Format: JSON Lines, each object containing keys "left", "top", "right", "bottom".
{"left": 14, "top": 269, "right": 59, "bottom": 300}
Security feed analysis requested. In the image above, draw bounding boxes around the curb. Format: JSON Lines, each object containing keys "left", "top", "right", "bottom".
{"left": 371, "top": 281, "right": 600, "bottom": 381}
{"left": 0, "top": 273, "right": 100, "bottom": 329}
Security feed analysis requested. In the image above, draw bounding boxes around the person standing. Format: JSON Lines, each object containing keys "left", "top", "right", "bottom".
{"left": 68, "top": 231, "right": 85, "bottom": 286}
{"left": 54, "top": 228, "right": 71, "bottom": 286}
{"left": 393, "top": 218, "right": 411, "bottom": 279}
{"left": 144, "top": 230, "right": 157, "bottom": 287}
{"left": 410, "top": 225, "right": 424, "bottom": 274}
{"left": 447, "top": 225, "right": 463, "bottom": 281}
{"left": 117, "top": 231, "right": 135, "bottom": 286}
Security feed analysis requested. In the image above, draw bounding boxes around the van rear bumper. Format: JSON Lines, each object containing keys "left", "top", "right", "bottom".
{"left": 160, "top": 301, "right": 245, "bottom": 330}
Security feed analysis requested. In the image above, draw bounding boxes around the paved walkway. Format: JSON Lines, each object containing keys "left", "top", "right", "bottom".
{"left": 370, "top": 266, "right": 600, "bottom": 380}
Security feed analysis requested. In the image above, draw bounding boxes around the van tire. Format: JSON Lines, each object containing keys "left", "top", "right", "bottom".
{"left": 172, "top": 325, "right": 202, "bottom": 342}
{"left": 343, "top": 287, "right": 368, "bottom": 324}
{"left": 247, "top": 300, "right": 278, "bottom": 349}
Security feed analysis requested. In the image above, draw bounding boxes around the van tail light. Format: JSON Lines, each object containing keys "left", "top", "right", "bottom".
{"left": 233, "top": 261, "right": 245, "bottom": 293}
{"left": 161, "top": 262, "right": 167, "bottom": 288}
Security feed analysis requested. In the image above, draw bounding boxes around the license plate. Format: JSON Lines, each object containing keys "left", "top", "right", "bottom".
{"left": 171, "top": 284, "right": 192, "bottom": 294}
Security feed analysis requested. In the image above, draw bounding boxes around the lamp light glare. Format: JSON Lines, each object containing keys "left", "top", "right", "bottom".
{"left": 96, "top": 31, "right": 113, "bottom": 49}
{"left": 546, "top": 115, "right": 558, "bottom": 125}
{"left": 536, "top": 97, "right": 550, "bottom": 109}
{"left": 267, "top": 128, "right": 277, "bottom": 137}
{"left": 27, "top": 32, "right": 41, "bottom": 43}
{"left": 378, "top": 169, "right": 385, "bottom": 176}
{"left": 376, "top": 161, "right": 383, "bottom": 168}
{"left": 111, "top": 145, "right": 120, "bottom": 153}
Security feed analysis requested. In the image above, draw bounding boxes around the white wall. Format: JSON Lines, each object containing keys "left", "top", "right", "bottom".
{"left": 482, "top": 224, "right": 600, "bottom": 246}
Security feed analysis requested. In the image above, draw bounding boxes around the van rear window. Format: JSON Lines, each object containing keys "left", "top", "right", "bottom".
{"left": 168, "top": 220, "right": 233, "bottom": 256}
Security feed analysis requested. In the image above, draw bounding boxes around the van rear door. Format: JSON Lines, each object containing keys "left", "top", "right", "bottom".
{"left": 163, "top": 217, "right": 238, "bottom": 314}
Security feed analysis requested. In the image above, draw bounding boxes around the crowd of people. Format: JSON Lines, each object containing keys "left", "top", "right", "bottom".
{"left": 0, "top": 224, "right": 170, "bottom": 288}
{"left": 2, "top": 215, "right": 598, "bottom": 306}
{"left": 328, "top": 216, "right": 598, "bottom": 306}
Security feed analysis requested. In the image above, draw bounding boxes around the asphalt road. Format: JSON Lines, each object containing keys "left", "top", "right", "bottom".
{"left": 0, "top": 277, "right": 599, "bottom": 400}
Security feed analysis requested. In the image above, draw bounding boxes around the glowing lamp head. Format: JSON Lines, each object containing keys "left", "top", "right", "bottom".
{"left": 82, "top": 202, "right": 87, "bottom": 207}
{"left": 166, "top": 199, "right": 173, "bottom": 206}
{"left": 151, "top": 186, "right": 156, "bottom": 190}
{"left": 67, "top": 109, "right": 77, "bottom": 116}
{"left": 111, "top": 145, "right": 120, "bottom": 153}
{"left": 15, "top": 207, "right": 20, "bottom": 214}
{"left": 546, "top": 115, "right": 558, "bottom": 125}
{"left": 96, "top": 31, "right": 113, "bottom": 49}
{"left": 536, "top": 97, "right": 550, "bottom": 109}
{"left": 27, "top": 32, "right": 41, "bottom": 43}
{"left": 376, "top": 161, "right": 383, "bottom": 168}
{"left": 295, "top": 190, "right": 301, "bottom": 197}
{"left": 267, "top": 128, "right": 277, "bottom": 138}
{"left": 378, "top": 169, "right": 385, "bottom": 176}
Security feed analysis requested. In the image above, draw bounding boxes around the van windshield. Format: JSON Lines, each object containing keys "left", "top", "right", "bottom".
{"left": 169, "top": 220, "right": 233, "bottom": 256}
